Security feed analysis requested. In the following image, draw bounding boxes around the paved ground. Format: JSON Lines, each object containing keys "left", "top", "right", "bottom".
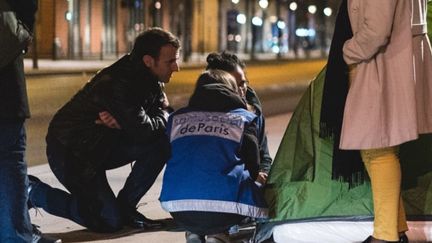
{"left": 28, "top": 113, "right": 292, "bottom": 243}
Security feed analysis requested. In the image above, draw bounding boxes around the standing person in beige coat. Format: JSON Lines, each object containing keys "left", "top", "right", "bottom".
{"left": 340, "top": 0, "right": 432, "bottom": 242}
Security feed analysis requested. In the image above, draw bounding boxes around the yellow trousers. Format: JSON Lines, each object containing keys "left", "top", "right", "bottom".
{"left": 360, "top": 147, "right": 408, "bottom": 241}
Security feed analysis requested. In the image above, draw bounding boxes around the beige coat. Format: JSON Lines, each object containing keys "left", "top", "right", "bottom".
{"left": 340, "top": 0, "right": 432, "bottom": 149}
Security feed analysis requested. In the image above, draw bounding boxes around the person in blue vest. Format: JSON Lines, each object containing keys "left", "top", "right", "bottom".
{"left": 160, "top": 69, "right": 268, "bottom": 243}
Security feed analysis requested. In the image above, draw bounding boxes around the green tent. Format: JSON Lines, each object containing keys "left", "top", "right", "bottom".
{"left": 265, "top": 68, "right": 373, "bottom": 222}
{"left": 428, "top": 0, "right": 432, "bottom": 40}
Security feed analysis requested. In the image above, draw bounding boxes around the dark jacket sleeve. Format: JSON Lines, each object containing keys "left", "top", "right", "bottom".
{"left": 99, "top": 77, "right": 168, "bottom": 143}
{"left": 6, "top": 0, "right": 38, "bottom": 32}
{"left": 257, "top": 115, "right": 272, "bottom": 173}
{"left": 240, "top": 119, "right": 260, "bottom": 180}
{"left": 246, "top": 87, "right": 272, "bottom": 173}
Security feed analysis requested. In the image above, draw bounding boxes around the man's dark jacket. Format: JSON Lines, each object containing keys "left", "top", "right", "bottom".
{"left": 47, "top": 55, "right": 168, "bottom": 165}
{"left": 0, "top": 0, "right": 37, "bottom": 120}
{"left": 246, "top": 88, "right": 272, "bottom": 174}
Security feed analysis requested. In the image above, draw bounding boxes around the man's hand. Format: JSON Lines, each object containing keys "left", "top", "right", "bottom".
{"left": 255, "top": 172, "right": 268, "bottom": 186}
{"left": 95, "top": 111, "right": 121, "bottom": 129}
{"left": 161, "top": 92, "right": 170, "bottom": 109}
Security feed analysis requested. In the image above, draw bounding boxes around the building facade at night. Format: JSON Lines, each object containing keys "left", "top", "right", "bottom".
{"left": 33, "top": 0, "right": 340, "bottom": 61}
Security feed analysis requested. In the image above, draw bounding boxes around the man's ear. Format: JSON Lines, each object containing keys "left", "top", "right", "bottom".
{"left": 143, "top": 55, "right": 154, "bottom": 68}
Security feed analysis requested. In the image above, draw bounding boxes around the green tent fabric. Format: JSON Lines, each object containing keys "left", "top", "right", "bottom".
{"left": 265, "top": 67, "right": 432, "bottom": 223}
{"left": 265, "top": 68, "right": 373, "bottom": 222}
{"left": 428, "top": 1, "right": 432, "bottom": 40}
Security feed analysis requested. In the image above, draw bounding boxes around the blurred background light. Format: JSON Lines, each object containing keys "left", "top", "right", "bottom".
{"left": 324, "top": 7, "right": 332, "bottom": 17}
{"left": 272, "top": 45, "right": 280, "bottom": 53}
{"left": 289, "top": 2, "right": 297, "bottom": 11}
{"left": 155, "top": 1, "right": 161, "bottom": 9}
{"left": 295, "top": 28, "right": 316, "bottom": 37}
{"left": 252, "top": 16, "right": 263, "bottom": 26}
{"left": 259, "top": 0, "right": 269, "bottom": 9}
{"left": 277, "top": 20, "right": 286, "bottom": 29}
{"left": 65, "top": 11, "right": 72, "bottom": 21}
{"left": 308, "top": 5, "right": 317, "bottom": 14}
{"left": 236, "top": 13, "right": 246, "bottom": 24}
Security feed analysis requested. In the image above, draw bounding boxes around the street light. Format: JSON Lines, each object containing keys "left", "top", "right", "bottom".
{"left": 252, "top": 16, "right": 263, "bottom": 26}
{"left": 295, "top": 28, "right": 315, "bottom": 37}
{"left": 289, "top": 2, "right": 297, "bottom": 11}
{"left": 323, "top": 7, "right": 332, "bottom": 17}
{"left": 65, "top": 11, "right": 72, "bottom": 21}
{"left": 236, "top": 13, "right": 246, "bottom": 24}
{"left": 259, "top": 0, "right": 268, "bottom": 9}
{"left": 155, "top": 1, "right": 161, "bottom": 9}
{"left": 308, "top": 5, "right": 317, "bottom": 14}
{"left": 277, "top": 20, "right": 286, "bottom": 29}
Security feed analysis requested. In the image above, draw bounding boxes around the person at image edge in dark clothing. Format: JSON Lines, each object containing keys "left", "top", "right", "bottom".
{"left": 27, "top": 27, "right": 180, "bottom": 233}
{"left": 0, "top": 0, "right": 60, "bottom": 242}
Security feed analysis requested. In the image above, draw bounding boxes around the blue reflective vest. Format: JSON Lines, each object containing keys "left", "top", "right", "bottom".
{"left": 160, "top": 108, "right": 268, "bottom": 218}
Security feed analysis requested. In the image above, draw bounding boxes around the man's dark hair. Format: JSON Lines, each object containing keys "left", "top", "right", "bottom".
{"left": 130, "top": 27, "right": 180, "bottom": 62}
{"left": 205, "top": 51, "right": 246, "bottom": 72}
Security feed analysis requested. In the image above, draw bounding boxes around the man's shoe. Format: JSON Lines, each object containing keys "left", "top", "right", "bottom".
{"left": 126, "top": 210, "right": 164, "bottom": 229}
{"left": 28, "top": 175, "right": 41, "bottom": 191}
{"left": 27, "top": 175, "right": 41, "bottom": 208}
{"left": 32, "top": 224, "right": 61, "bottom": 243}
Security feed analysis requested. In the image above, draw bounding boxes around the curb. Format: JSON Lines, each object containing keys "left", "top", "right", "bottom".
{"left": 24, "top": 58, "right": 326, "bottom": 77}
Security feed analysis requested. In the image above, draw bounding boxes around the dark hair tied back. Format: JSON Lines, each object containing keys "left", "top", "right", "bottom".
{"left": 205, "top": 51, "right": 244, "bottom": 72}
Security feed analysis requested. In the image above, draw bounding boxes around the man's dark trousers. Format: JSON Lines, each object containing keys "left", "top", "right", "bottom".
{"left": 28, "top": 134, "right": 170, "bottom": 232}
{"left": 0, "top": 120, "right": 33, "bottom": 242}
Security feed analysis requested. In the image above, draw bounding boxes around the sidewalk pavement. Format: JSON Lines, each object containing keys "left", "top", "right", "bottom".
{"left": 28, "top": 113, "right": 292, "bottom": 243}
{"left": 23, "top": 58, "right": 202, "bottom": 76}
{"left": 23, "top": 55, "right": 326, "bottom": 76}
{"left": 23, "top": 58, "right": 326, "bottom": 104}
